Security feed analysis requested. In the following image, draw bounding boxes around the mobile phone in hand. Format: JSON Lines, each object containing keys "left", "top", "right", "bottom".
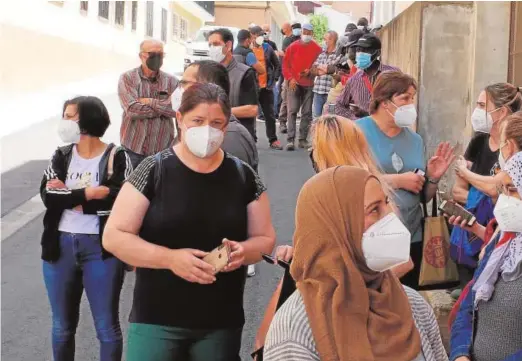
{"left": 439, "top": 200, "right": 476, "bottom": 226}
{"left": 414, "top": 168, "right": 426, "bottom": 177}
{"left": 203, "top": 244, "right": 231, "bottom": 274}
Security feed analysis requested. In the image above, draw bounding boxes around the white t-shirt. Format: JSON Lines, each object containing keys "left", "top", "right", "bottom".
{"left": 58, "top": 146, "right": 104, "bottom": 234}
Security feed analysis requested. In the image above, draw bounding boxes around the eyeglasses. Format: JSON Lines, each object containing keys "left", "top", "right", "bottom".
{"left": 261, "top": 253, "right": 290, "bottom": 270}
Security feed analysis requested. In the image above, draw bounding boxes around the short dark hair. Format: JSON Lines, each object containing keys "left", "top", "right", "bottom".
{"left": 237, "top": 29, "right": 251, "bottom": 43}
{"left": 345, "top": 23, "right": 357, "bottom": 33}
{"left": 209, "top": 28, "right": 235, "bottom": 48}
{"left": 370, "top": 71, "right": 417, "bottom": 114}
{"left": 179, "top": 83, "right": 231, "bottom": 121}
{"left": 62, "top": 96, "right": 111, "bottom": 137}
{"left": 250, "top": 26, "right": 264, "bottom": 36}
{"left": 189, "top": 60, "right": 230, "bottom": 97}
{"left": 357, "top": 17, "right": 369, "bottom": 27}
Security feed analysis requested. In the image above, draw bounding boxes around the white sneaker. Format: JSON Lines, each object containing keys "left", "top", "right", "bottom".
{"left": 247, "top": 264, "right": 256, "bottom": 277}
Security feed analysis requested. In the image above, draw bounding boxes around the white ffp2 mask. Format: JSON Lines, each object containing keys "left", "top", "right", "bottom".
{"left": 171, "top": 87, "right": 184, "bottom": 111}
{"left": 393, "top": 103, "right": 417, "bottom": 127}
{"left": 209, "top": 45, "right": 225, "bottom": 63}
{"left": 183, "top": 124, "right": 224, "bottom": 158}
{"left": 493, "top": 194, "right": 522, "bottom": 232}
{"left": 362, "top": 213, "right": 411, "bottom": 272}
{"left": 58, "top": 119, "right": 81, "bottom": 144}
{"left": 471, "top": 108, "right": 493, "bottom": 134}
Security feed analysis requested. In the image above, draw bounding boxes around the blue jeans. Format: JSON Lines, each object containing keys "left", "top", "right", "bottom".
{"left": 313, "top": 92, "right": 328, "bottom": 119}
{"left": 43, "top": 232, "right": 124, "bottom": 361}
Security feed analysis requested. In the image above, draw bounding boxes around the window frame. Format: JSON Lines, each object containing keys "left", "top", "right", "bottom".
{"left": 145, "top": 1, "right": 154, "bottom": 38}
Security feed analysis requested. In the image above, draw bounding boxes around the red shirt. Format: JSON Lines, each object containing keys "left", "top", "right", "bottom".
{"left": 283, "top": 40, "right": 322, "bottom": 87}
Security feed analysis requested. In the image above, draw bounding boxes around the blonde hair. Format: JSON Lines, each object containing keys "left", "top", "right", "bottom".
{"left": 312, "top": 115, "right": 381, "bottom": 174}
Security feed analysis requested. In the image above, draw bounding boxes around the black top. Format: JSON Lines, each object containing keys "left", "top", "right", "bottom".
{"left": 127, "top": 149, "right": 266, "bottom": 329}
{"left": 464, "top": 133, "right": 499, "bottom": 176}
{"left": 265, "top": 39, "right": 278, "bottom": 51}
{"left": 282, "top": 35, "right": 300, "bottom": 52}
{"left": 236, "top": 68, "right": 258, "bottom": 129}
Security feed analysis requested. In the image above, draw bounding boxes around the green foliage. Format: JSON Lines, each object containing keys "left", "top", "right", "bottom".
{"left": 309, "top": 14, "right": 328, "bottom": 43}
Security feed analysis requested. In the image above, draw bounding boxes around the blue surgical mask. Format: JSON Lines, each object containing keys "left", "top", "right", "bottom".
{"left": 292, "top": 28, "right": 302, "bottom": 37}
{"left": 355, "top": 52, "right": 373, "bottom": 70}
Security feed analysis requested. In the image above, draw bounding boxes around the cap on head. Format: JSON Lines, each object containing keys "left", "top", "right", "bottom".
{"left": 346, "top": 29, "right": 366, "bottom": 47}
{"left": 237, "top": 29, "right": 251, "bottom": 42}
{"left": 250, "top": 26, "right": 264, "bottom": 36}
{"left": 345, "top": 23, "right": 357, "bottom": 34}
{"left": 354, "top": 33, "right": 381, "bottom": 50}
{"left": 302, "top": 23, "right": 313, "bottom": 32}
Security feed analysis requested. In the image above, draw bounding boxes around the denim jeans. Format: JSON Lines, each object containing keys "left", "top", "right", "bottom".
{"left": 313, "top": 93, "right": 328, "bottom": 119}
{"left": 43, "top": 232, "right": 124, "bottom": 361}
{"left": 127, "top": 323, "right": 242, "bottom": 361}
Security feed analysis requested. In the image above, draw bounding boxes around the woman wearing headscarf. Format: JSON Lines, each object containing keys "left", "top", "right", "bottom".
{"left": 264, "top": 166, "right": 447, "bottom": 361}
{"left": 449, "top": 112, "right": 522, "bottom": 361}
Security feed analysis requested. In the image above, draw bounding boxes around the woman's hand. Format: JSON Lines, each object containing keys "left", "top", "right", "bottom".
{"left": 85, "top": 186, "right": 110, "bottom": 200}
{"left": 427, "top": 141, "right": 456, "bottom": 180}
{"left": 398, "top": 172, "right": 425, "bottom": 194}
{"left": 47, "top": 179, "right": 66, "bottom": 189}
{"left": 445, "top": 214, "right": 474, "bottom": 233}
{"left": 222, "top": 239, "right": 245, "bottom": 272}
{"left": 168, "top": 249, "right": 216, "bottom": 284}
{"left": 454, "top": 155, "right": 470, "bottom": 179}
{"left": 275, "top": 245, "right": 293, "bottom": 263}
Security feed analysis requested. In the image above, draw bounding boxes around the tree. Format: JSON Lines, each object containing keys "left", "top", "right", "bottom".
{"left": 309, "top": 14, "right": 328, "bottom": 43}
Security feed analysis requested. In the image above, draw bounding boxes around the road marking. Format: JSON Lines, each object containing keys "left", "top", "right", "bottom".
{"left": 1, "top": 194, "right": 45, "bottom": 242}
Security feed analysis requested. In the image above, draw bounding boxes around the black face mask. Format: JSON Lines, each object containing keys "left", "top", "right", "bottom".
{"left": 146, "top": 53, "right": 163, "bottom": 72}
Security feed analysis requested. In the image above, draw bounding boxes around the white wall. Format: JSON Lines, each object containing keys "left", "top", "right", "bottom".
{"left": 0, "top": 0, "right": 183, "bottom": 71}
{"left": 315, "top": 6, "right": 356, "bottom": 36}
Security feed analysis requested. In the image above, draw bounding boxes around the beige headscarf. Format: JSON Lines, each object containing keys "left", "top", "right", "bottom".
{"left": 290, "top": 166, "right": 421, "bottom": 361}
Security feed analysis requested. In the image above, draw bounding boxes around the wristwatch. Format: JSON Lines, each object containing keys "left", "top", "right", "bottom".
{"left": 428, "top": 177, "right": 440, "bottom": 185}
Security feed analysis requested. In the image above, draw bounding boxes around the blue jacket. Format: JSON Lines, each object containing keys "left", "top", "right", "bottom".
{"left": 450, "top": 228, "right": 522, "bottom": 361}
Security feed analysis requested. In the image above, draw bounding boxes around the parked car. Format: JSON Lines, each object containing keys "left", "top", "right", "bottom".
{"left": 184, "top": 25, "right": 240, "bottom": 69}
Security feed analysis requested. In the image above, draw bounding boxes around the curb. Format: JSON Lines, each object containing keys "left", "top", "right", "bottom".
{"left": 1, "top": 194, "right": 45, "bottom": 242}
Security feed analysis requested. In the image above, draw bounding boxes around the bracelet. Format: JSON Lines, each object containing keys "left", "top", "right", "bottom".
{"left": 428, "top": 177, "right": 440, "bottom": 185}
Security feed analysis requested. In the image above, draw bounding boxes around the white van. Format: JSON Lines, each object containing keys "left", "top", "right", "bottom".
{"left": 184, "top": 25, "right": 241, "bottom": 69}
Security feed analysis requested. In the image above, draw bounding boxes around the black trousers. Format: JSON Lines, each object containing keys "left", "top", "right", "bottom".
{"left": 259, "top": 87, "right": 277, "bottom": 144}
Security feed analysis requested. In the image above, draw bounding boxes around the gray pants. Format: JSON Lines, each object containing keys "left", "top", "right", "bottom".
{"left": 287, "top": 84, "right": 313, "bottom": 142}
{"left": 278, "top": 80, "right": 288, "bottom": 125}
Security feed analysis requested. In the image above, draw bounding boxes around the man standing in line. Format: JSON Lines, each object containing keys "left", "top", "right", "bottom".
{"left": 334, "top": 33, "right": 399, "bottom": 120}
{"left": 262, "top": 24, "right": 278, "bottom": 51}
{"left": 208, "top": 28, "right": 259, "bottom": 141}
{"left": 118, "top": 39, "right": 178, "bottom": 161}
{"left": 250, "top": 26, "right": 283, "bottom": 150}
{"left": 282, "top": 23, "right": 322, "bottom": 151}
{"left": 277, "top": 22, "right": 302, "bottom": 134}
{"left": 234, "top": 29, "right": 266, "bottom": 77}
{"left": 310, "top": 30, "right": 338, "bottom": 119}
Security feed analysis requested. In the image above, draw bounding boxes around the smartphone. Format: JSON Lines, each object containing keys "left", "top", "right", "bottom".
{"left": 439, "top": 200, "right": 476, "bottom": 226}
{"left": 158, "top": 91, "right": 169, "bottom": 100}
{"left": 328, "top": 103, "right": 336, "bottom": 114}
{"left": 203, "top": 244, "right": 231, "bottom": 274}
{"left": 414, "top": 168, "right": 426, "bottom": 177}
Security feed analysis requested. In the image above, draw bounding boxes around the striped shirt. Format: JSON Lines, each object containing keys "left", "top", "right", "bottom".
{"left": 118, "top": 66, "right": 179, "bottom": 156}
{"left": 264, "top": 286, "right": 448, "bottom": 361}
{"left": 312, "top": 50, "right": 338, "bottom": 95}
{"left": 334, "top": 62, "right": 399, "bottom": 120}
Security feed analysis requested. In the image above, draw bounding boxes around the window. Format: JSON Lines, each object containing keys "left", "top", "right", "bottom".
{"left": 172, "top": 13, "right": 179, "bottom": 38}
{"left": 146, "top": 1, "right": 154, "bottom": 37}
{"left": 131, "top": 1, "right": 138, "bottom": 31}
{"left": 115, "top": 1, "right": 125, "bottom": 26}
{"left": 161, "top": 8, "right": 167, "bottom": 42}
{"left": 180, "top": 18, "right": 188, "bottom": 40}
{"left": 98, "top": 1, "right": 109, "bottom": 19}
{"left": 80, "top": 1, "right": 88, "bottom": 12}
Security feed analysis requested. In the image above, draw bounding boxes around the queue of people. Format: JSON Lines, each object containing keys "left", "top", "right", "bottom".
{"left": 38, "top": 19, "right": 522, "bottom": 361}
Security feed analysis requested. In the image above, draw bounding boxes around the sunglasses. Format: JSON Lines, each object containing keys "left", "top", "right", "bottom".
{"left": 261, "top": 253, "right": 290, "bottom": 270}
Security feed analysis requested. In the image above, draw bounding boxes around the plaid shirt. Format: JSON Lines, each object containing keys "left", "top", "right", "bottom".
{"left": 312, "top": 50, "right": 337, "bottom": 94}
{"left": 118, "top": 66, "right": 179, "bottom": 156}
{"left": 334, "top": 62, "right": 399, "bottom": 120}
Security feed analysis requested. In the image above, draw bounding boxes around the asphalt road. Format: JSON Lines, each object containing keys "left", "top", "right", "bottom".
{"left": 1, "top": 111, "right": 314, "bottom": 360}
